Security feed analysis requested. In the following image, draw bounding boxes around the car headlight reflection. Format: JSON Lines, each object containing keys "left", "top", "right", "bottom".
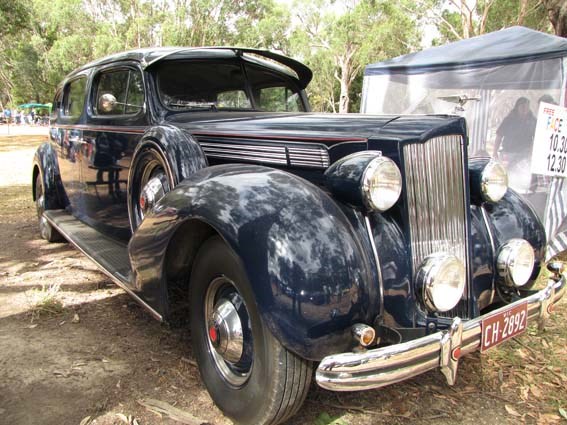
{"left": 361, "top": 156, "right": 402, "bottom": 212}
{"left": 417, "top": 253, "right": 466, "bottom": 312}
{"left": 497, "top": 239, "right": 535, "bottom": 287}
{"left": 481, "top": 160, "right": 508, "bottom": 202}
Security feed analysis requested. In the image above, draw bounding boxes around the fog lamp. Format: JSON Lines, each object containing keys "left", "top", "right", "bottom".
{"left": 497, "top": 239, "right": 535, "bottom": 287}
{"left": 417, "top": 253, "right": 466, "bottom": 312}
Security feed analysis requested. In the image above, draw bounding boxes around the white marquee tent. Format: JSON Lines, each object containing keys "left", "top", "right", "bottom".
{"left": 361, "top": 26, "right": 567, "bottom": 258}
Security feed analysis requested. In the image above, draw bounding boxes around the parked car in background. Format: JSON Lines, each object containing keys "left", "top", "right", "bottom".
{"left": 32, "top": 47, "right": 566, "bottom": 425}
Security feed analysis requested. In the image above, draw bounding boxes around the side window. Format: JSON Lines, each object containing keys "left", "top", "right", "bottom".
{"left": 94, "top": 68, "right": 144, "bottom": 116}
{"left": 258, "top": 87, "right": 302, "bottom": 112}
{"left": 63, "top": 77, "right": 87, "bottom": 119}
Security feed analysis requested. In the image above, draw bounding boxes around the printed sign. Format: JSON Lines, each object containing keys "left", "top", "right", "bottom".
{"left": 531, "top": 102, "right": 567, "bottom": 177}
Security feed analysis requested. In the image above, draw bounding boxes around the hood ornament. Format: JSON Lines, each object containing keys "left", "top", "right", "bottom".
{"left": 438, "top": 94, "right": 481, "bottom": 113}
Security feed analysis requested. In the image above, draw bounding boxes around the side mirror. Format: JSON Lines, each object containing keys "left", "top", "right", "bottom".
{"left": 99, "top": 93, "right": 117, "bottom": 113}
{"left": 98, "top": 93, "right": 143, "bottom": 114}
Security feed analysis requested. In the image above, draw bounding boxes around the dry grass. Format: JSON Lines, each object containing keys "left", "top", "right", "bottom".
{"left": 27, "top": 282, "right": 66, "bottom": 321}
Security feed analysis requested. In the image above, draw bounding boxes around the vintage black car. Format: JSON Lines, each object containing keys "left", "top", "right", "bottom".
{"left": 32, "top": 47, "right": 566, "bottom": 425}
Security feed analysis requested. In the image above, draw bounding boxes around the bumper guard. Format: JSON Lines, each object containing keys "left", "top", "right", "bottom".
{"left": 316, "top": 263, "right": 566, "bottom": 391}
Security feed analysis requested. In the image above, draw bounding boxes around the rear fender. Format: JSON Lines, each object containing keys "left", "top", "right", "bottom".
{"left": 129, "top": 165, "right": 379, "bottom": 360}
{"left": 32, "top": 142, "right": 67, "bottom": 209}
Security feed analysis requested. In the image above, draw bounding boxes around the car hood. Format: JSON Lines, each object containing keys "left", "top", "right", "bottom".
{"left": 164, "top": 112, "right": 464, "bottom": 147}
{"left": 165, "top": 112, "right": 399, "bottom": 141}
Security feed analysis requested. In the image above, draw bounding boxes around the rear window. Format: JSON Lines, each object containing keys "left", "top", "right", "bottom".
{"left": 154, "top": 60, "right": 305, "bottom": 112}
{"left": 63, "top": 77, "right": 87, "bottom": 119}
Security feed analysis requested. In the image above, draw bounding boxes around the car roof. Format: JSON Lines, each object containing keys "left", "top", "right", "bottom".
{"left": 66, "top": 47, "right": 313, "bottom": 89}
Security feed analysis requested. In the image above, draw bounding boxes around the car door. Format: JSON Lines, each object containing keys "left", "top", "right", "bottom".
{"left": 81, "top": 63, "right": 147, "bottom": 241}
{"left": 54, "top": 75, "right": 89, "bottom": 218}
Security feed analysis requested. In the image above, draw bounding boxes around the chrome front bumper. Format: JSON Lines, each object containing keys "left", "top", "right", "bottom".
{"left": 316, "top": 265, "right": 566, "bottom": 391}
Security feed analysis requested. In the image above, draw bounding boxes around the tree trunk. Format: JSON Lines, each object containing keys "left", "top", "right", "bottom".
{"left": 542, "top": 0, "right": 567, "bottom": 37}
{"left": 335, "top": 46, "right": 358, "bottom": 114}
{"left": 338, "top": 71, "right": 350, "bottom": 113}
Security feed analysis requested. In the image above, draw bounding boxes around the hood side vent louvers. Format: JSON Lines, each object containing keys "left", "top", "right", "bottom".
{"left": 194, "top": 136, "right": 330, "bottom": 169}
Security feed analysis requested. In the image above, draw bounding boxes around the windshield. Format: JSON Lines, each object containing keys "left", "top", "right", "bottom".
{"left": 154, "top": 60, "right": 306, "bottom": 112}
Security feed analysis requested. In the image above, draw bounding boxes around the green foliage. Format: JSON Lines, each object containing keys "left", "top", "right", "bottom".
{"left": 0, "top": 0, "right": 31, "bottom": 39}
{"left": 482, "top": 0, "right": 549, "bottom": 34}
{"left": 431, "top": 0, "right": 552, "bottom": 45}
{"left": 0, "top": 0, "right": 560, "bottom": 111}
{"left": 313, "top": 412, "right": 349, "bottom": 425}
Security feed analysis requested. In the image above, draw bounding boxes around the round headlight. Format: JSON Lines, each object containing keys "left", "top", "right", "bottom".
{"left": 361, "top": 156, "right": 402, "bottom": 212}
{"left": 481, "top": 160, "right": 508, "bottom": 202}
{"left": 497, "top": 239, "right": 535, "bottom": 287}
{"left": 417, "top": 253, "right": 466, "bottom": 312}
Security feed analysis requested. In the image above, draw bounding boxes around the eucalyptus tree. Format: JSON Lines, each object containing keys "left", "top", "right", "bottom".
{"left": 291, "top": 0, "right": 419, "bottom": 113}
{"left": 423, "top": 0, "right": 551, "bottom": 44}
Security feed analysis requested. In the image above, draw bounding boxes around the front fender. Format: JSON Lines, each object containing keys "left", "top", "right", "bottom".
{"left": 32, "top": 142, "right": 67, "bottom": 209}
{"left": 129, "top": 165, "right": 379, "bottom": 360}
{"left": 483, "top": 189, "right": 546, "bottom": 285}
{"left": 140, "top": 125, "right": 207, "bottom": 185}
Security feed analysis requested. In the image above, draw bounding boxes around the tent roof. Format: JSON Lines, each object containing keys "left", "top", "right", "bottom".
{"left": 365, "top": 26, "right": 567, "bottom": 76}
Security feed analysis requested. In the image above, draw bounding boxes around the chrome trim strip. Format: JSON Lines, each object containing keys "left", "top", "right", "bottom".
{"left": 316, "top": 269, "right": 566, "bottom": 391}
{"left": 53, "top": 124, "right": 146, "bottom": 134}
{"left": 203, "top": 148, "right": 287, "bottom": 160}
{"left": 204, "top": 152, "right": 288, "bottom": 165}
{"left": 480, "top": 205, "right": 497, "bottom": 306}
{"left": 364, "top": 215, "right": 384, "bottom": 321}
{"left": 193, "top": 131, "right": 367, "bottom": 143}
{"left": 200, "top": 142, "right": 286, "bottom": 153}
{"left": 43, "top": 212, "right": 163, "bottom": 322}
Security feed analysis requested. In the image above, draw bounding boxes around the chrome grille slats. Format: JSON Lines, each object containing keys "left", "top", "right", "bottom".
{"left": 403, "top": 135, "right": 469, "bottom": 318}
{"left": 199, "top": 142, "right": 288, "bottom": 165}
{"left": 196, "top": 137, "right": 330, "bottom": 169}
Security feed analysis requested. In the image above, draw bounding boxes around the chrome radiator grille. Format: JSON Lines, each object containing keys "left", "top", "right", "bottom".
{"left": 403, "top": 135, "right": 469, "bottom": 317}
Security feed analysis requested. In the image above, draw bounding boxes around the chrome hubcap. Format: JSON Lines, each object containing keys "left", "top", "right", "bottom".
{"left": 139, "top": 172, "right": 168, "bottom": 220}
{"left": 209, "top": 299, "right": 244, "bottom": 363}
{"left": 204, "top": 277, "right": 253, "bottom": 387}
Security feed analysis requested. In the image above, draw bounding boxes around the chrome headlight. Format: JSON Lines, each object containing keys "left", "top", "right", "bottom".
{"left": 417, "top": 253, "right": 466, "bottom": 312}
{"left": 497, "top": 239, "right": 535, "bottom": 287}
{"left": 481, "top": 160, "right": 508, "bottom": 202}
{"left": 361, "top": 156, "right": 402, "bottom": 212}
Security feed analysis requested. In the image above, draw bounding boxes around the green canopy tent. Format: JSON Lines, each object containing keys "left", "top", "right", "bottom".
{"left": 18, "top": 103, "right": 52, "bottom": 114}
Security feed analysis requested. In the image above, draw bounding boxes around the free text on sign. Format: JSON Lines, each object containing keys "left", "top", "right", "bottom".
{"left": 531, "top": 102, "right": 567, "bottom": 177}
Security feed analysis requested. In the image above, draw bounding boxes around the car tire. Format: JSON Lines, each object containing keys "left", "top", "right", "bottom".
{"left": 34, "top": 174, "right": 63, "bottom": 243}
{"left": 189, "top": 236, "right": 312, "bottom": 425}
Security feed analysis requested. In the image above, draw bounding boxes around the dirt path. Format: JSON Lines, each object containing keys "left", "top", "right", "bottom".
{"left": 0, "top": 128, "right": 565, "bottom": 425}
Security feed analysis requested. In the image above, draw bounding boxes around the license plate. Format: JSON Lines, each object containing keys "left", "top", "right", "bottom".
{"left": 481, "top": 301, "right": 528, "bottom": 352}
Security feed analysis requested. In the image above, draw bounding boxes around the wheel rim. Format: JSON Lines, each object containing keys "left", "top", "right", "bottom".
{"left": 204, "top": 277, "right": 253, "bottom": 387}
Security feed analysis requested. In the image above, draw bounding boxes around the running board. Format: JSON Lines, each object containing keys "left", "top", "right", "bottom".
{"left": 43, "top": 210, "right": 163, "bottom": 321}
